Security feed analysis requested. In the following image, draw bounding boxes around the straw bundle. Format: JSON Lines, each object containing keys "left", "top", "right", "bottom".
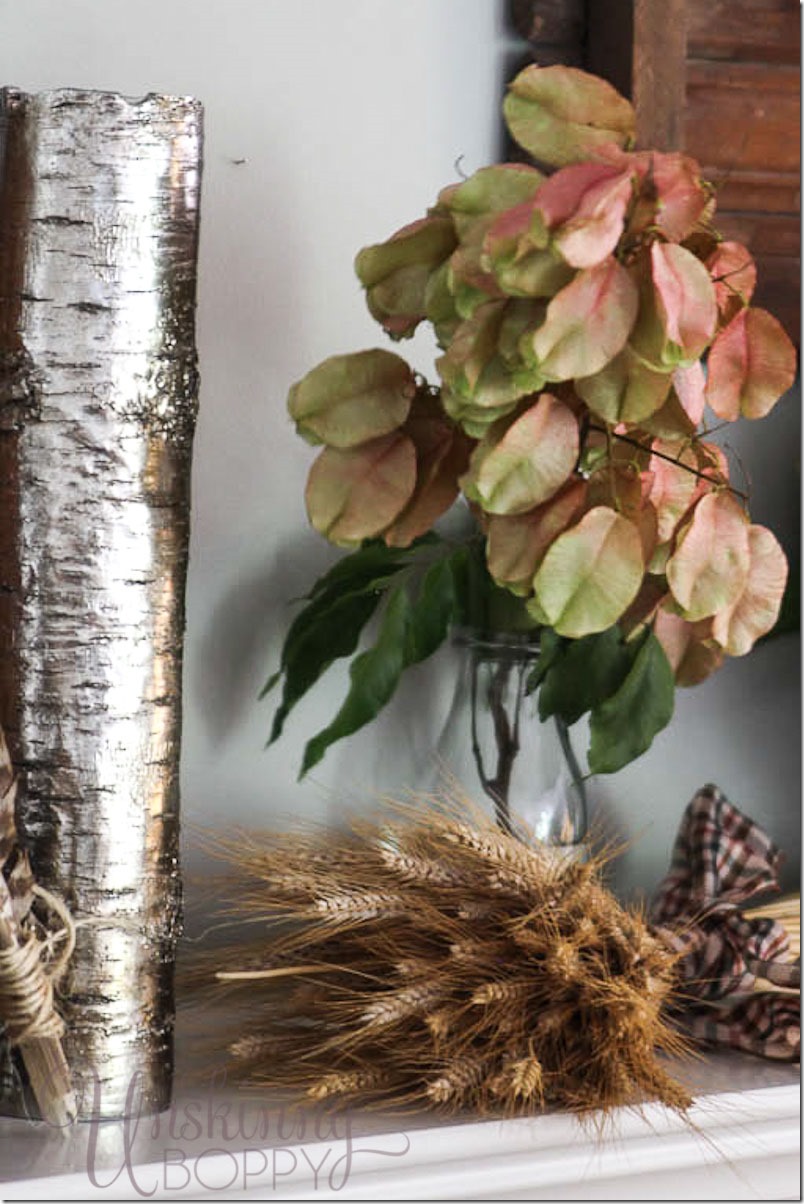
{"left": 204, "top": 792, "right": 692, "bottom": 1118}
{"left": 745, "top": 893, "right": 800, "bottom": 989}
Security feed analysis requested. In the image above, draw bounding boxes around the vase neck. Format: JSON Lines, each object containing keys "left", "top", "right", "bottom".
{"left": 451, "top": 625, "right": 542, "bottom": 656}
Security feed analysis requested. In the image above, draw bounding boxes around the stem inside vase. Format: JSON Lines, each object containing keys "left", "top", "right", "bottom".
{"left": 469, "top": 651, "right": 529, "bottom": 836}
{"left": 461, "top": 632, "right": 588, "bottom": 845}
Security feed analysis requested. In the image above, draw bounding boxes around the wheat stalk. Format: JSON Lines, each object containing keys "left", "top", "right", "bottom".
{"left": 491, "top": 1055, "right": 545, "bottom": 1105}
{"left": 426, "top": 1055, "right": 487, "bottom": 1106}
{"left": 361, "top": 982, "right": 442, "bottom": 1029}
{"left": 307, "top": 1069, "right": 388, "bottom": 1101}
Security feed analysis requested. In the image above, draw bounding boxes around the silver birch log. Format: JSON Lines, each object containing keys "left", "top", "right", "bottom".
{"left": 0, "top": 88, "right": 202, "bottom": 1118}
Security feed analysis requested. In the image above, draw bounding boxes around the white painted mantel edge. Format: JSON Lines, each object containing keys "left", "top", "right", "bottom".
{"left": 4, "top": 1081, "right": 800, "bottom": 1201}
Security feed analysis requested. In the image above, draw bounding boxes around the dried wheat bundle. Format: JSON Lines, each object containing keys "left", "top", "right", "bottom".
{"left": 205, "top": 789, "right": 692, "bottom": 1118}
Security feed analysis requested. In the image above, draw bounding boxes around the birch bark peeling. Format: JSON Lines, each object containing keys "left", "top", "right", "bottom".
{"left": 0, "top": 88, "right": 202, "bottom": 1118}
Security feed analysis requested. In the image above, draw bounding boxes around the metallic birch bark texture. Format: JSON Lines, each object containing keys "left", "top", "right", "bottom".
{"left": 0, "top": 88, "right": 202, "bottom": 1118}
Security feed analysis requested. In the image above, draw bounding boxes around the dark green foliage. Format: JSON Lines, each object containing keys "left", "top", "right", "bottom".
{"left": 267, "top": 535, "right": 676, "bottom": 777}
{"left": 263, "top": 541, "right": 410, "bottom": 744}
{"left": 535, "top": 627, "right": 639, "bottom": 725}
{"left": 529, "top": 626, "right": 675, "bottom": 774}
{"left": 300, "top": 586, "right": 413, "bottom": 777}
{"left": 588, "top": 632, "right": 675, "bottom": 774}
{"left": 266, "top": 537, "right": 469, "bottom": 776}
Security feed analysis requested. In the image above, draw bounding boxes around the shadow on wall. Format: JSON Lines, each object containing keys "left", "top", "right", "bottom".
{"left": 191, "top": 529, "right": 342, "bottom": 748}
{"left": 594, "top": 629, "right": 802, "bottom": 904}
{"left": 190, "top": 526, "right": 456, "bottom": 793}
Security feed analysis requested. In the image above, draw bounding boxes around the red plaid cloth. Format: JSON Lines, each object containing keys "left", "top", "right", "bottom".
{"left": 650, "top": 784, "right": 800, "bottom": 1061}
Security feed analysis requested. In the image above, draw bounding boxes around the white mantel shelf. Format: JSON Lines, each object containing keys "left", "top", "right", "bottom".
{"left": 0, "top": 1046, "right": 799, "bottom": 1201}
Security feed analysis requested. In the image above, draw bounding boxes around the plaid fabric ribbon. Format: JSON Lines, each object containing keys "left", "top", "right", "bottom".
{"left": 650, "top": 784, "right": 800, "bottom": 1061}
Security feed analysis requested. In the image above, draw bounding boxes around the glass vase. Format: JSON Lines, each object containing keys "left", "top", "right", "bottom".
{"left": 432, "top": 628, "right": 588, "bottom": 848}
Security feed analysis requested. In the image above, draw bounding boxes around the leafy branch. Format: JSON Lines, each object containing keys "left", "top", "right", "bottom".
{"left": 529, "top": 626, "right": 675, "bottom": 775}
{"left": 588, "top": 422, "right": 750, "bottom": 503}
{"left": 264, "top": 537, "right": 470, "bottom": 778}
{"left": 266, "top": 535, "right": 677, "bottom": 781}
{"left": 267, "top": 62, "right": 794, "bottom": 787}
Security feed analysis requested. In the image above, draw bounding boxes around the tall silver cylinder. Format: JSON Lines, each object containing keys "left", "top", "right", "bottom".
{"left": 0, "top": 88, "right": 202, "bottom": 1118}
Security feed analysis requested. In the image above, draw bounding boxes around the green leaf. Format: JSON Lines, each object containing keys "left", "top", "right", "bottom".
{"left": 405, "top": 557, "right": 458, "bottom": 665}
{"left": 264, "top": 542, "right": 410, "bottom": 741}
{"left": 536, "top": 626, "right": 639, "bottom": 725}
{"left": 268, "top": 588, "right": 384, "bottom": 745}
{"left": 272, "top": 574, "right": 394, "bottom": 686}
{"left": 293, "top": 544, "right": 465, "bottom": 775}
{"left": 267, "top": 537, "right": 450, "bottom": 752}
{"left": 301, "top": 587, "right": 413, "bottom": 777}
{"left": 447, "top": 541, "right": 489, "bottom": 629}
{"left": 588, "top": 632, "right": 675, "bottom": 774}
{"left": 525, "top": 627, "right": 564, "bottom": 693}
{"left": 270, "top": 550, "right": 405, "bottom": 687}
{"left": 304, "top": 540, "right": 411, "bottom": 604}
{"left": 277, "top": 567, "right": 400, "bottom": 687}
{"left": 262, "top": 666, "right": 282, "bottom": 697}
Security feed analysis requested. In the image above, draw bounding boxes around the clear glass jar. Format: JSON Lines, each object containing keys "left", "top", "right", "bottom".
{"left": 431, "top": 628, "right": 588, "bottom": 848}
